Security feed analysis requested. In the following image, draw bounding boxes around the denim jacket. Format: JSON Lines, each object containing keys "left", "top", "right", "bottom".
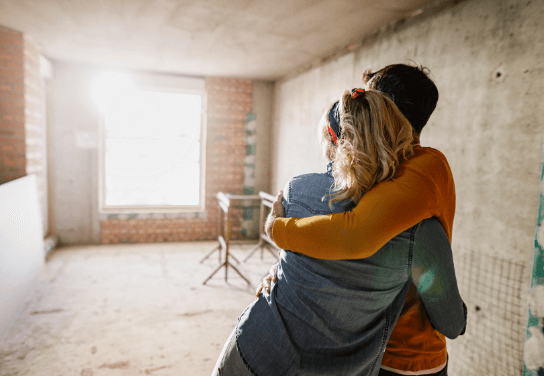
{"left": 236, "top": 163, "right": 466, "bottom": 376}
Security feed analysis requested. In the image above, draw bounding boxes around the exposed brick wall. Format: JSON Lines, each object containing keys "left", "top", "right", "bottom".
{"left": 24, "top": 35, "right": 47, "bottom": 235}
{"left": 0, "top": 26, "right": 26, "bottom": 184}
{"left": 100, "top": 77, "right": 253, "bottom": 244}
{"left": 0, "top": 27, "right": 46, "bottom": 234}
{"left": 206, "top": 77, "right": 253, "bottom": 240}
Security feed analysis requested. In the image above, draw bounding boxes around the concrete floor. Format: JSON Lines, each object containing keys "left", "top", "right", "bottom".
{"left": 0, "top": 241, "right": 277, "bottom": 376}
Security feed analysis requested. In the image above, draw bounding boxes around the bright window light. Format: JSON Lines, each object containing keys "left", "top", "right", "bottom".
{"left": 93, "top": 72, "right": 204, "bottom": 210}
{"left": 90, "top": 72, "right": 135, "bottom": 113}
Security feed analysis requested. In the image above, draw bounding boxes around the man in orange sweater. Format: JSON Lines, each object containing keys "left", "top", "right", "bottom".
{"left": 264, "top": 64, "right": 466, "bottom": 375}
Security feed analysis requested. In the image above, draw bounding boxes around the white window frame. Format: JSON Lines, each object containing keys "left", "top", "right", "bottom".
{"left": 98, "top": 72, "right": 207, "bottom": 214}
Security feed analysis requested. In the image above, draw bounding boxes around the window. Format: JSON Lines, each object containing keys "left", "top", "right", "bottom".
{"left": 94, "top": 72, "right": 206, "bottom": 213}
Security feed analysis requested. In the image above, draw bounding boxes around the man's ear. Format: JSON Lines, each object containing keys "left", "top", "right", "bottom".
{"left": 361, "top": 69, "right": 373, "bottom": 84}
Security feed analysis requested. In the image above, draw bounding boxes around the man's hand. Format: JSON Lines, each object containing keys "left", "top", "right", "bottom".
{"left": 265, "top": 190, "right": 284, "bottom": 242}
{"left": 255, "top": 262, "right": 279, "bottom": 298}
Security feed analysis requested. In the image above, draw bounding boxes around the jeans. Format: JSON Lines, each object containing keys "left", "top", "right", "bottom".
{"left": 211, "top": 329, "right": 256, "bottom": 376}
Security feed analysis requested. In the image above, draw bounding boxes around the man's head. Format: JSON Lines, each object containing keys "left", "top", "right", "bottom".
{"left": 363, "top": 63, "right": 438, "bottom": 134}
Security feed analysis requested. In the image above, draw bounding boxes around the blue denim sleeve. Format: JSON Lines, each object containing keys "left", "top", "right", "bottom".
{"left": 282, "top": 179, "right": 291, "bottom": 217}
{"left": 411, "top": 217, "right": 467, "bottom": 339}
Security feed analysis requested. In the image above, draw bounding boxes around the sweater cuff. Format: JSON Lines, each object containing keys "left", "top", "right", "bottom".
{"left": 272, "top": 217, "right": 290, "bottom": 249}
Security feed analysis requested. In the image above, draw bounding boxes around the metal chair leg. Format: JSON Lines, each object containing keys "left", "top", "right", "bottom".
{"left": 243, "top": 240, "right": 265, "bottom": 262}
{"left": 202, "top": 259, "right": 251, "bottom": 286}
{"left": 200, "top": 244, "right": 221, "bottom": 264}
{"left": 227, "top": 262, "right": 252, "bottom": 286}
{"left": 203, "top": 261, "right": 227, "bottom": 285}
{"left": 230, "top": 253, "right": 241, "bottom": 264}
{"left": 264, "top": 244, "right": 279, "bottom": 258}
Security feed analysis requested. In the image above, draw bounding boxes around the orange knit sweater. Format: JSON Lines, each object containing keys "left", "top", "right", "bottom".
{"left": 272, "top": 146, "right": 455, "bottom": 372}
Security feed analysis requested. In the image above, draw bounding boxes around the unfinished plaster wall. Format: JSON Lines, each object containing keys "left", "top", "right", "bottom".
{"left": 271, "top": 0, "right": 544, "bottom": 374}
{"left": 24, "top": 35, "right": 48, "bottom": 236}
{"left": 50, "top": 62, "right": 101, "bottom": 244}
{"left": 252, "top": 81, "right": 274, "bottom": 195}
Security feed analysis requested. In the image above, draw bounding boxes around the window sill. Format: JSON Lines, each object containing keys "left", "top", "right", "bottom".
{"left": 99, "top": 205, "right": 206, "bottom": 215}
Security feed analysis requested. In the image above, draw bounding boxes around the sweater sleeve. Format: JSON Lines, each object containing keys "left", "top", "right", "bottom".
{"left": 272, "top": 147, "right": 454, "bottom": 260}
{"left": 411, "top": 217, "right": 467, "bottom": 339}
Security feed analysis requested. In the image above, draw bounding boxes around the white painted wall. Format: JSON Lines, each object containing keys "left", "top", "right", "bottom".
{"left": 0, "top": 175, "right": 44, "bottom": 340}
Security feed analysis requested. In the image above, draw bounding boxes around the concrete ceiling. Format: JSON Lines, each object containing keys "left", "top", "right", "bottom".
{"left": 0, "top": 0, "right": 431, "bottom": 80}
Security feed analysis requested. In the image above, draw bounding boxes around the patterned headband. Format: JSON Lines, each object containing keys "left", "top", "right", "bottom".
{"left": 327, "top": 89, "right": 365, "bottom": 146}
{"left": 351, "top": 88, "right": 365, "bottom": 99}
{"left": 327, "top": 101, "right": 340, "bottom": 147}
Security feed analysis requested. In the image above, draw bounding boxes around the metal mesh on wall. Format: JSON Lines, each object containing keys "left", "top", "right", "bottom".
{"left": 447, "top": 251, "right": 527, "bottom": 375}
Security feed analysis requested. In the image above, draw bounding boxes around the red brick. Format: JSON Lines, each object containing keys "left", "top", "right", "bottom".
{"left": 3, "top": 158, "right": 26, "bottom": 167}
{"left": 0, "top": 129, "right": 25, "bottom": 138}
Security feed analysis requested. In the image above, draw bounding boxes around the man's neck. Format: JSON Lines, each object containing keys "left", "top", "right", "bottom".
{"left": 413, "top": 132, "right": 421, "bottom": 145}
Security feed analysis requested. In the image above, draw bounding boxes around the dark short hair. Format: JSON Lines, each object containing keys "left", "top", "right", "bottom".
{"left": 365, "top": 63, "right": 438, "bottom": 134}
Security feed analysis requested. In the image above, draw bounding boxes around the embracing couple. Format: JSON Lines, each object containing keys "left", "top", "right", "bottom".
{"left": 212, "top": 63, "right": 467, "bottom": 376}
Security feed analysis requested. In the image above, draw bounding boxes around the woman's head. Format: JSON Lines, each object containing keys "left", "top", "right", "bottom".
{"left": 328, "top": 88, "right": 415, "bottom": 206}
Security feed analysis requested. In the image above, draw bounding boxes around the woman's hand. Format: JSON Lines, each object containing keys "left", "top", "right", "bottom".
{"left": 265, "top": 190, "right": 284, "bottom": 242}
{"left": 255, "top": 262, "right": 279, "bottom": 298}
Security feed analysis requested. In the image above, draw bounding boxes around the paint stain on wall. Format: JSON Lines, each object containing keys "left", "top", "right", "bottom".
{"left": 242, "top": 113, "right": 259, "bottom": 238}
{"left": 523, "top": 142, "right": 544, "bottom": 375}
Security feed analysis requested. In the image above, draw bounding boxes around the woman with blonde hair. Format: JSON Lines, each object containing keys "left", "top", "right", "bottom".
{"left": 324, "top": 88, "right": 414, "bottom": 207}
{"left": 211, "top": 88, "right": 466, "bottom": 376}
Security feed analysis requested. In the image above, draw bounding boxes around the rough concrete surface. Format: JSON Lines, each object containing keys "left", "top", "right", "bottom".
{"left": 0, "top": 242, "right": 276, "bottom": 376}
{"left": 272, "top": 0, "right": 544, "bottom": 262}
{"left": 270, "top": 0, "right": 544, "bottom": 373}
{"left": 0, "top": 0, "right": 431, "bottom": 80}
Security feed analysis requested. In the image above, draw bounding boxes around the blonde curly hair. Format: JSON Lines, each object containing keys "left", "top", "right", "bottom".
{"left": 328, "top": 89, "right": 415, "bottom": 207}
